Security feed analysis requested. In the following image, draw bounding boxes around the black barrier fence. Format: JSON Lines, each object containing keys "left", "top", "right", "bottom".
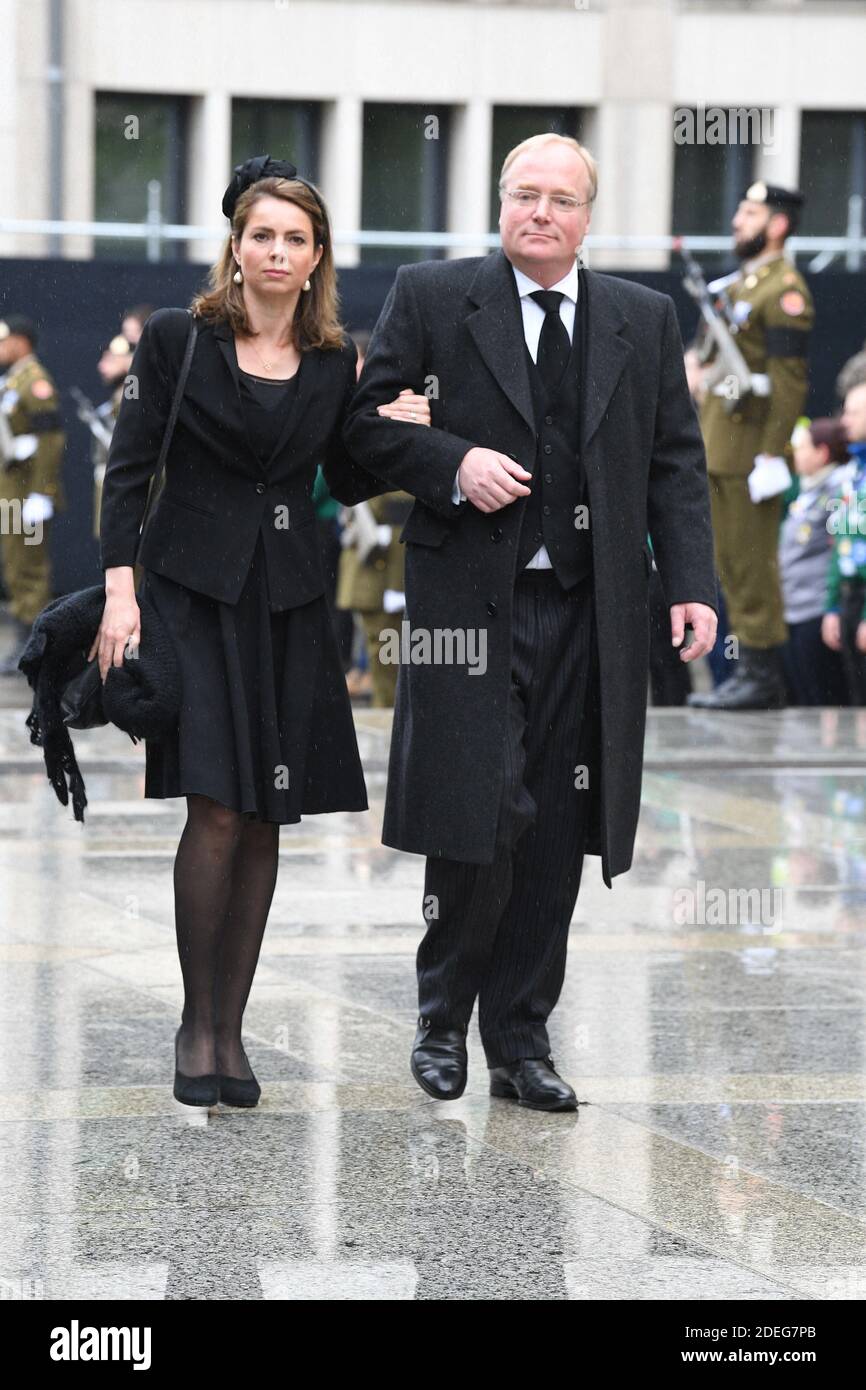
{"left": 1, "top": 256, "right": 864, "bottom": 595}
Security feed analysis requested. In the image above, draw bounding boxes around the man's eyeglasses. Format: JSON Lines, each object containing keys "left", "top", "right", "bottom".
{"left": 500, "top": 188, "right": 593, "bottom": 213}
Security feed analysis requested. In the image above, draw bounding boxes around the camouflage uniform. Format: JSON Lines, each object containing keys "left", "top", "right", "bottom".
{"left": 337, "top": 491, "right": 413, "bottom": 708}
{"left": 0, "top": 352, "right": 66, "bottom": 626}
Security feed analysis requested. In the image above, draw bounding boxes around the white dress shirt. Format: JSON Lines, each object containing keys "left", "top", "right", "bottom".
{"left": 452, "top": 258, "right": 579, "bottom": 568}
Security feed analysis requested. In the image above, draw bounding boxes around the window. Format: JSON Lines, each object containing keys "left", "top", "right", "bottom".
{"left": 799, "top": 111, "right": 866, "bottom": 240}
{"left": 94, "top": 92, "right": 189, "bottom": 260}
{"left": 231, "top": 99, "right": 320, "bottom": 182}
{"left": 361, "top": 103, "right": 451, "bottom": 265}
{"left": 671, "top": 114, "right": 754, "bottom": 271}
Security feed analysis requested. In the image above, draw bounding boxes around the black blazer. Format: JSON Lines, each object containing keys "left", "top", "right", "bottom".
{"left": 99, "top": 307, "right": 384, "bottom": 607}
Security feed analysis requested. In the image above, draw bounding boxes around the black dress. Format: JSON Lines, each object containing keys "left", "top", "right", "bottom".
{"left": 139, "top": 368, "right": 368, "bottom": 824}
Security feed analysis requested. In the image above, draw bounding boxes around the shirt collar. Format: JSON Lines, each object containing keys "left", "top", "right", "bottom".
{"left": 511, "top": 259, "right": 579, "bottom": 304}
{"left": 741, "top": 248, "right": 786, "bottom": 276}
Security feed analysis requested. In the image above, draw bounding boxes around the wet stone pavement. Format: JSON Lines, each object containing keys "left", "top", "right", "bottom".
{"left": 1, "top": 653, "right": 866, "bottom": 1301}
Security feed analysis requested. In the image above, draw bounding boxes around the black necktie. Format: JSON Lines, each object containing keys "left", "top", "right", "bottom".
{"left": 529, "top": 290, "right": 570, "bottom": 394}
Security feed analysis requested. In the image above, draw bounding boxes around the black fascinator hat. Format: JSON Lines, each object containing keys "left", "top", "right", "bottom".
{"left": 222, "top": 154, "right": 326, "bottom": 227}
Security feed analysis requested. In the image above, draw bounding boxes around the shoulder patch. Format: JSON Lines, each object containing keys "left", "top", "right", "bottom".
{"left": 30, "top": 378, "right": 55, "bottom": 400}
{"left": 780, "top": 290, "right": 806, "bottom": 317}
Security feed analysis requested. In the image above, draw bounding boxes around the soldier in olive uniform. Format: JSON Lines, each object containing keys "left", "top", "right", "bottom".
{"left": 90, "top": 332, "right": 134, "bottom": 540}
{"left": 0, "top": 315, "right": 66, "bottom": 674}
{"left": 689, "top": 182, "right": 814, "bottom": 710}
{"left": 336, "top": 491, "right": 414, "bottom": 707}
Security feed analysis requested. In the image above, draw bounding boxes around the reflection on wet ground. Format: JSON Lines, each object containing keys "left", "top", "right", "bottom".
{"left": 1, "top": 677, "right": 865, "bottom": 1300}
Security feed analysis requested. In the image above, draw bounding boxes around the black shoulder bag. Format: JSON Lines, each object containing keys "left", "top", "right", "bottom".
{"left": 60, "top": 312, "right": 199, "bottom": 729}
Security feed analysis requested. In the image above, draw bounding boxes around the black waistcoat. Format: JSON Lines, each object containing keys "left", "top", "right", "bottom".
{"left": 515, "top": 273, "right": 592, "bottom": 588}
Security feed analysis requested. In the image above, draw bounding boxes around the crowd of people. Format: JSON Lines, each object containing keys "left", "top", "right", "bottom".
{"left": 663, "top": 355, "right": 866, "bottom": 711}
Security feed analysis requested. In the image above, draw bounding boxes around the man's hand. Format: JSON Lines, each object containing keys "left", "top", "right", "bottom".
{"left": 857, "top": 620, "right": 866, "bottom": 655}
{"left": 670, "top": 601, "right": 717, "bottom": 663}
{"left": 822, "top": 612, "right": 842, "bottom": 652}
{"left": 457, "top": 447, "right": 532, "bottom": 514}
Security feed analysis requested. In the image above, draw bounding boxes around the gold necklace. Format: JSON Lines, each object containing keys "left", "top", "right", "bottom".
{"left": 243, "top": 329, "right": 298, "bottom": 374}
{"left": 248, "top": 339, "right": 285, "bottom": 374}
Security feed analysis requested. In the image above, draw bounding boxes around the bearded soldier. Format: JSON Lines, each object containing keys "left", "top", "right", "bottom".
{"left": 689, "top": 182, "right": 813, "bottom": 710}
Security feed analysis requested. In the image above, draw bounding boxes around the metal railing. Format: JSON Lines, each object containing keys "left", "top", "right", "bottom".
{"left": 2, "top": 218, "right": 865, "bottom": 270}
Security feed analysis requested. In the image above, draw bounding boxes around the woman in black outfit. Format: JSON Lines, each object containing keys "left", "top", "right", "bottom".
{"left": 90, "top": 157, "right": 428, "bottom": 1107}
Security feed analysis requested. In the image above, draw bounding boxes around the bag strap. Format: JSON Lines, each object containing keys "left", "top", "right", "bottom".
{"left": 134, "top": 309, "right": 198, "bottom": 561}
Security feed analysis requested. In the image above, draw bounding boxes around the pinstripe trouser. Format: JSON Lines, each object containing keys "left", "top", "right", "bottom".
{"left": 419, "top": 567, "right": 600, "bottom": 1069}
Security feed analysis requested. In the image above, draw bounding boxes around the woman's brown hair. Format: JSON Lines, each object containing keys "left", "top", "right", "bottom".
{"left": 190, "top": 176, "right": 345, "bottom": 351}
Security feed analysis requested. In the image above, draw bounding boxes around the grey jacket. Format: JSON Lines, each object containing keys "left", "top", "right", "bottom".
{"left": 779, "top": 464, "right": 849, "bottom": 624}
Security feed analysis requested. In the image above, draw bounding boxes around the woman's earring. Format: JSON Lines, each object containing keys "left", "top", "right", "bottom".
{"left": 233, "top": 266, "right": 243, "bottom": 284}
{"left": 302, "top": 278, "right": 311, "bottom": 292}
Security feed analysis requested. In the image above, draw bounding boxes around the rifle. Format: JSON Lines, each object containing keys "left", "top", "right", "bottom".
{"left": 69, "top": 387, "right": 115, "bottom": 452}
{"left": 673, "top": 239, "right": 768, "bottom": 413}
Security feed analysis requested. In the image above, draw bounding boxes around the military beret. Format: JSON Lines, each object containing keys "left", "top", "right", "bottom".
{"left": 0, "top": 314, "right": 38, "bottom": 346}
{"left": 742, "top": 181, "right": 805, "bottom": 212}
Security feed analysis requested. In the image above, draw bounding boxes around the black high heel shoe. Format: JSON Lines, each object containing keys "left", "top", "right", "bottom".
{"left": 217, "top": 1045, "right": 261, "bottom": 1108}
{"left": 173, "top": 1027, "right": 220, "bottom": 1107}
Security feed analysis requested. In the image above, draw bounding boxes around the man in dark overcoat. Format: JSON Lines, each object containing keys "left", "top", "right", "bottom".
{"left": 342, "top": 134, "right": 718, "bottom": 1110}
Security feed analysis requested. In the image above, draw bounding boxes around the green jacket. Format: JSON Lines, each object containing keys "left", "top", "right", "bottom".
{"left": 825, "top": 449, "right": 866, "bottom": 618}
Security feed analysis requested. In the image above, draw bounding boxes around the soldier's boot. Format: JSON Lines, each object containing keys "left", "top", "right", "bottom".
{"left": 0, "top": 618, "right": 32, "bottom": 676}
{"left": 686, "top": 660, "right": 746, "bottom": 708}
{"left": 691, "top": 644, "right": 787, "bottom": 711}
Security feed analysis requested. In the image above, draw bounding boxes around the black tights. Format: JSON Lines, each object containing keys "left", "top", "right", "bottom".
{"left": 173, "top": 794, "right": 280, "bottom": 1079}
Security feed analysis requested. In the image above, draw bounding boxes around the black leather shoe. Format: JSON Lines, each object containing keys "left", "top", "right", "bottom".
{"left": 686, "top": 669, "right": 744, "bottom": 708}
{"left": 687, "top": 646, "right": 786, "bottom": 711}
{"left": 410, "top": 1017, "right": 468, "bottom": 1100}
{"left": 173, "top": 1027, "right": 220, "bottom": 1107}
{"left": 489, "top": 1055, "right": 578, "bottom": 1111}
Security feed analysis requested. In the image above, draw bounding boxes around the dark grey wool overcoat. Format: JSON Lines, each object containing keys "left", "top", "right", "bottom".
{"left": 341, "top": 248, "right": 718, "bottom": 887}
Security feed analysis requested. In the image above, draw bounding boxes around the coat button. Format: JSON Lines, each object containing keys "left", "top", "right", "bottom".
{"left": 486, "top": 601, "right": 497, "bottom": 616}
{"left": 545, "top": 415, "right": 553, "bottom": 425}
{"left": 543, "top": 444, "right": 553, "bottom": 454}
{"left": 490, "top": 527, "right": 503, "bottom": 542}
{"left": 255, "top": 482, "right": 266, "bottom": 494}
{"left": 544, "top": 473, "right": 553, "bottom": 483}
{"left": 543, "top": 505, "right": 551, "bottom": 516}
